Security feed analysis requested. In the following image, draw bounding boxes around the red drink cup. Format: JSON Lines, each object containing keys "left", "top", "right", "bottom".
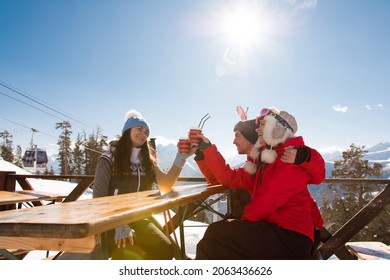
{"left": 188, "top": 127, "right": 202, "bottom": 147}
{"left": 178, "top": 137, "right": 190, "bottom": 154}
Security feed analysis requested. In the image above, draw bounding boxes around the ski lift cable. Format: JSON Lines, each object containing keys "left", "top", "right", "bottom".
{"left": 0, "top": 117, "right": 58, "bottom": 140}
{"left": 0, "top": 81, "right": 96, "bottom": 130}
{"left": 0, "top": 81, "right": 117, "bottom": 138}
{"left": 0, "top": 90, "right": 65, "bottom": 121}
{"left": 0, "top": 90, "right": 93, "bottom": 135}
{"left": 1, "top": 117, "right": 106, "bottom": 155}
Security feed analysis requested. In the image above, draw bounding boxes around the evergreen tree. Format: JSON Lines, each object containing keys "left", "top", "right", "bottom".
{"left": 84, "top": 128, "right": 107, "bottom": 175}
{"left": 0, "top": 130, "right": 15, "bottom": 162}
{"left": 72, "top": 133, "right": 85, "bottom": 175}
{"left": 321, "top": 143, "right": 389, "bottom": 243}
{"left": 13, "top": 145, "right": 23, "bottom": 168}
{"left": 55, "top": 121, "right": 72, "bottom": 175}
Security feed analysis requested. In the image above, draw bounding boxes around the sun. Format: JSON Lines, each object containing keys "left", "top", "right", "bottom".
{"left": 209, "top": 1, "right": 278, "bottom": 78}
{"left": 222, "top": 10, "right": 262, "bottom": 48}
{"left": 217, "top": 3, "right": 271, "bottom": 50}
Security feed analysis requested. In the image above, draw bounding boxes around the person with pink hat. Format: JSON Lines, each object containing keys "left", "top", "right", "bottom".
{"left": 195, "top": 107, "right": 325, "bottom": 260}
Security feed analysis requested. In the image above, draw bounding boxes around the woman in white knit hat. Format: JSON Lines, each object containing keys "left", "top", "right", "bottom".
{"left": 92, "top": 109, "right": 191, "bottom": 260}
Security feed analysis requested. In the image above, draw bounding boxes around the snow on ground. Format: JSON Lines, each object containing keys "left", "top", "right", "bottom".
{"left": 0, "top": 159, "right": 92, "bottom": 200}
{"left": 153, "top": 211, "right": 207, "bottom": 259}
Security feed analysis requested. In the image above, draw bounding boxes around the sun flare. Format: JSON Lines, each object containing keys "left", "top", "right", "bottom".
{"left": 216, "top": 2, "right": 273, "bottom": 51}
{"left": 210, "top": 1, "right": 279, "bottom": 78}
{"left": 222, "top": 9, "right": 264, "bottom": 48}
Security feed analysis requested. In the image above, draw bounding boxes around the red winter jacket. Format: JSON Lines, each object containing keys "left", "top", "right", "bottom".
{"left": 202, "top": 136, "right": 325, "bottom": 242}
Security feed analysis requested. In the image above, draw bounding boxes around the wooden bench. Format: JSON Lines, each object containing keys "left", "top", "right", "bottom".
{"left": 0, "top": 249, "right": 30, "bottom": 260}
{"left": 0, "top": 190, "right": 67, "bottom": 207}
{"left": 345, "top": 242, "right": 390, "bottom": 260}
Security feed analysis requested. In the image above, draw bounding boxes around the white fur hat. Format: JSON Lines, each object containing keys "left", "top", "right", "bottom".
{"left": 261, "top": 108, "right": 297, "bottom": 163}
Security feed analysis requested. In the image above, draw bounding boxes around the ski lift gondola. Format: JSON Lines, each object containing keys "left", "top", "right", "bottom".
{"left": 22, "top": 128, "right": 48, "bottom": 173}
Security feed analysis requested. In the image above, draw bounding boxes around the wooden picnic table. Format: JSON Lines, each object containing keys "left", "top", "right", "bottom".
{"left": 0, "top": 183, "right": 227, "bottom": 256}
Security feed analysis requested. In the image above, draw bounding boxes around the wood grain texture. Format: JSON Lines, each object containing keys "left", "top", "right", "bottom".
{"left": 0, "top": 191, "right": 67, "bottom": 205}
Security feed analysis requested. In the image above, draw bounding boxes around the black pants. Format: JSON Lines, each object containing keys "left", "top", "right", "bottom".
{"left": 227, "top": 189, "right": 251, "bottom": 219}
{"left": 196, "top": 219, "right": 312, "bottom": 260}
{"left": 106, "top": 218, "right": 174, "bottom": 260}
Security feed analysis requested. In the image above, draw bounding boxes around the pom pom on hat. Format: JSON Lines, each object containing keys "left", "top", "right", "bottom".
{"left": 261, "top": 145, "right": 278, "bottom": 164}
{"left": 122, "top": 110, "right": 150, "bottom": 135}
{"left": 233, "top": 119, "right": 258, "bottom": 144}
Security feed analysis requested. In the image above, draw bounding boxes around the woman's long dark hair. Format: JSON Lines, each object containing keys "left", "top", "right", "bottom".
{"left": 112, "top": 129, "right": 157, "bottom": 187}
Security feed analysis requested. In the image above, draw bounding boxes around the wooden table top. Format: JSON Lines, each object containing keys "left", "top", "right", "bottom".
{"left": 0, "top": 190, "right": 68, "bottom": 206}
{"left": 0, "top": 183, "right": 226, "bottom": 239}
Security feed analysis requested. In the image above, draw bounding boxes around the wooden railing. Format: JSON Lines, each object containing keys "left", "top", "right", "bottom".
{"left": 0, "top": 171, "right": 94, "bottom": 211}
{"left": 318, "top": 178, "right": 390, "bottom": 259}
{"left": 0, "top": 171, "right": 389, "bottom": 259}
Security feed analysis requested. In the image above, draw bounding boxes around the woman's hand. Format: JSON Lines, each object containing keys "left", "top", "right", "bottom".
{"left": 115, "top": 225, "right": 135, "bottom": 248}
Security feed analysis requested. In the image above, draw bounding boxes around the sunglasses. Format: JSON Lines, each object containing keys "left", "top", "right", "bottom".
{"left": 256, "top": 108, "right": 294, "bottom": 132}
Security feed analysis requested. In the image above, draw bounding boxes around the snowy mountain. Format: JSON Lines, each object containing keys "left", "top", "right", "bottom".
{"left": 321, "top": 142, "right": 390, "bottom": 178}
{"left": 321, "top": 142, "right": 390, "bottom": 161}
{"left": 156, "top": 141, "right": 390, "bottom": 178}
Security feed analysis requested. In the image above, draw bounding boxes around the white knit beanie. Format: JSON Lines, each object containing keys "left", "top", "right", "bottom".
{"left": 261, "top": 109, "right": 297, "bottom": 164}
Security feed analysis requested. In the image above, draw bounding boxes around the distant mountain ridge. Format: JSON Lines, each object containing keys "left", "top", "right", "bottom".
{"left": 45, "top": 141, "right": 390, "bottom": 180}
{"left": 321, "top": 142, "right": 390, "bottom": 162}
{"left": 158, "top": 141, "right": 390, "bottom": 177}
{"left": 7, "top": 141, "right": 390, "bottom": 208}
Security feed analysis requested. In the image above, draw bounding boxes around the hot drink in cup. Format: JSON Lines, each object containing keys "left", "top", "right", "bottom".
{"left": 178, "top": 137, "right": 190, "bottom": 154}
{"left": 188, "top": 127, "right": 202, "bottom": 147}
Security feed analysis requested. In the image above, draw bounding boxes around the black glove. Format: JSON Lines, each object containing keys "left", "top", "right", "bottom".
{"left": 294, "top": 146, "right": 311, "bottom": 165}
{"left": 194, "top": 149, "right": 205, "bottom": 161}
{"left": 198, "top": 139, "right": 211, "bottom": 151}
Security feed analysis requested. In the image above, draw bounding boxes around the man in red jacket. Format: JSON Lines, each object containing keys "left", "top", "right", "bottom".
{"left": 195, "top": 107, "right": 325, "bottom": 259}
{"left": 195, "top": 118, "right": 257, "bottom": 218}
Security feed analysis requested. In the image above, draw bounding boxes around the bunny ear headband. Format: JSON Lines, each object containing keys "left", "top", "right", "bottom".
{"left": 235, "top": 106, "right": 260, "bottom": 174}
{"left": 234, "top": 106, "right": 257, "bottom": 145}
{"left": 236, "top": 105, "right": 248, "bottom": 121}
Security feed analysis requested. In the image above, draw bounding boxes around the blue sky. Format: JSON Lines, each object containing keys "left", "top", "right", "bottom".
{"left": 0, "top": 0, "right": 389, "bottom": 158}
